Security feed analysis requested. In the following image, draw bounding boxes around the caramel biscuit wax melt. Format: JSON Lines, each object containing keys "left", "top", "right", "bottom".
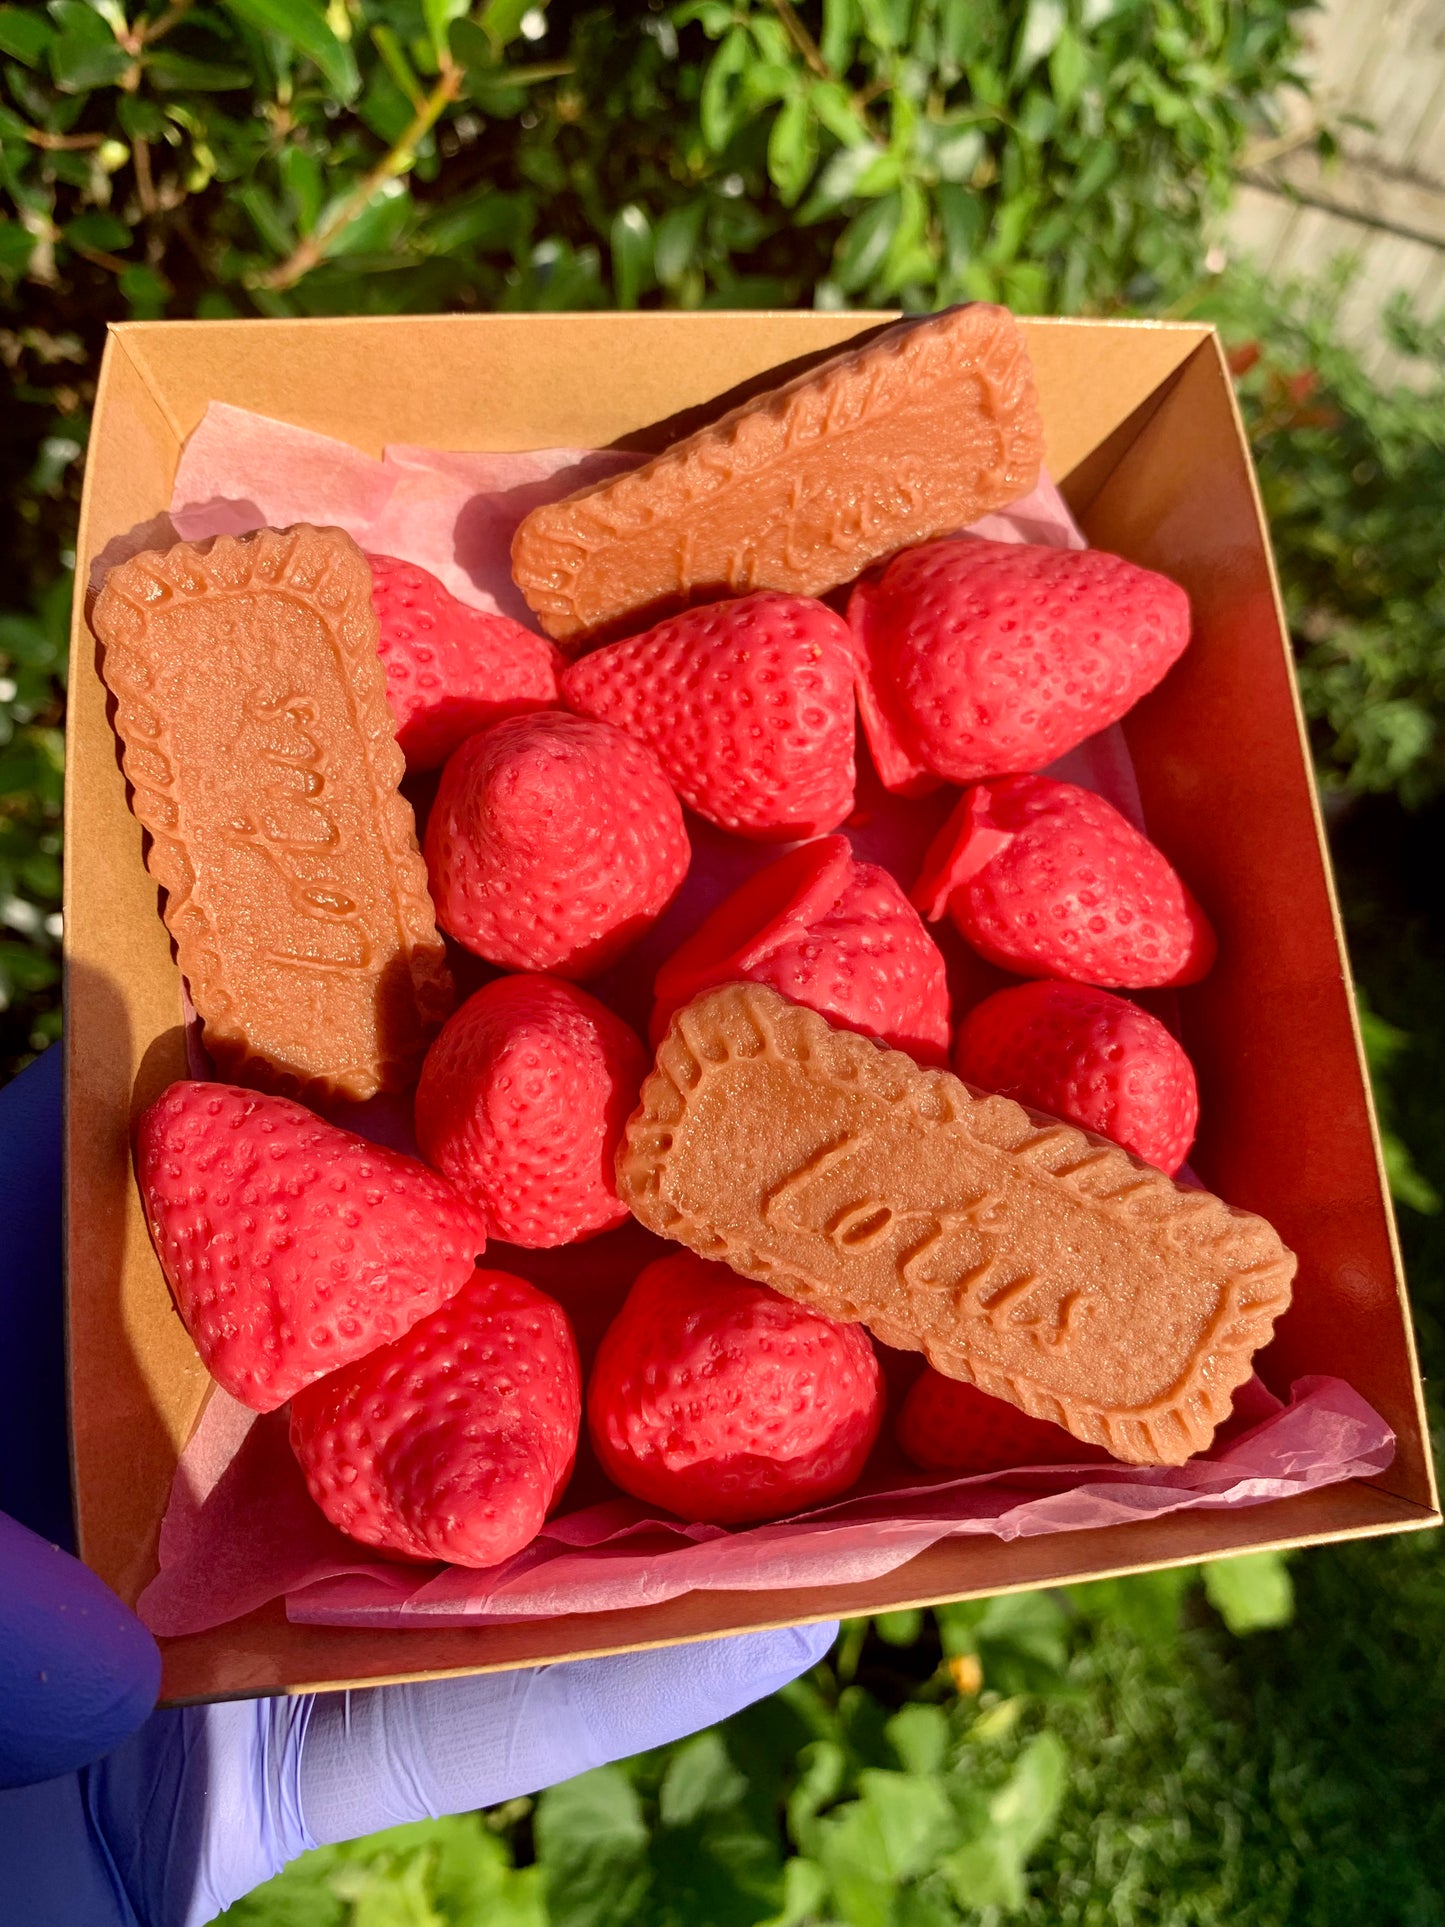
{"left": 512, "top": 303, "right": 1044, "bottom": 646}
{"left": 618, "top": 984, "right": 1295, "bottom": 1466}
{"left": 92, "top": 526, "right": 453, "bottom": 1101}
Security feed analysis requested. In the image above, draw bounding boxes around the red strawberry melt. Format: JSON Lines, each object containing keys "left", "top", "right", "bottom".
{"left": 898, "top": 1369, "right": 1109, "bottom": 1476}
{"left": 651, "top": 834, "right": 950, "bottom": 1062}
{"left": 136, "top": 1081, "right": 485, "bottom": 1413}
{"left": 416, "top": 974, "right": 648, "bottom": 1248}
{"left": 588, "top": 1252, "right": 884, "bottom": 1526}
{"left": 953, "top": 980, "right": 1200, "bottom": 1175}
{"left": 425, "top": 711, "right": 690, "bottom": 978}
{"left": 560, "top": 591, "right": 856, "bottom": 839}
{"left": 848, "top": 537, "right": 1191, "bottom": 793}
{"left": 914, "top": 774, "right": 1216, "bottom": 988}
{"left": 368, "top": 553, "right": 560, "bottom": 772}
{"left": 290, "top": 1269, "right": 580, "bottom": 1567}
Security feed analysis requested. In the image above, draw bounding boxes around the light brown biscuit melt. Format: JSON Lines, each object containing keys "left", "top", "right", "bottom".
{"left": 93, "top": 525, "right": 453, "bottom": 1102}
{"left": 616, "top": 984, "right": 1295, "bottom": 1466}
{"left": 511, "top": 303, "right": 1044, "bottom": 646}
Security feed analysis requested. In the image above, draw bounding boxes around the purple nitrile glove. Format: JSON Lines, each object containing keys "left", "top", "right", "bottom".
{"left": 0, "top": 1046, "right": 837, "bottom": 1924}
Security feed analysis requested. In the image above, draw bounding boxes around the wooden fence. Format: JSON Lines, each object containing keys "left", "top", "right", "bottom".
{"left": 1227, "top": 0, "right": 1445, "bottom": 377}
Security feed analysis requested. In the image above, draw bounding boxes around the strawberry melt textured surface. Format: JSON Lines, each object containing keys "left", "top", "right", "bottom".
{"left": 290, "top": 1269, "right": 580, "bottom": 1568}
{"left": 136, "top": 1081, "right": 485, "bottom": 1414}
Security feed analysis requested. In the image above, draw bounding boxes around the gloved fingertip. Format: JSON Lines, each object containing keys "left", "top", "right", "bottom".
{"left": 0, "top": 1513, "right": 161, "bottom": 1788}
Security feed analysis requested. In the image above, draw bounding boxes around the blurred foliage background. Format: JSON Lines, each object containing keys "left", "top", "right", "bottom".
{"left": 5, "top": 1, "right": 1445, "bottom": 1920}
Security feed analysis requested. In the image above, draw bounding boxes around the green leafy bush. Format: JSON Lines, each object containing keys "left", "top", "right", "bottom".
{"left": 2, "top": 0, "right": 1310, "bottom": 324}
{"left": 1197, "top": 267, "right": 1445, "bottom": 809}
{"left": 0, "top": 575, "right": 66, "bottom": 1065}
{"left": 219, "top": 1559, "right": 1299, "bottom": 1927}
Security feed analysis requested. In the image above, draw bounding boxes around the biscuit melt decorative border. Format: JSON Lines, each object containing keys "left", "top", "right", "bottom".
{"left": 618, "top": 983, "right": 1296, "bottom": 1467}
{"left": 512, "top": 304, "right": 1044, "bottom": 642}
{"left": 92, "top": 525, "right": 452, "bottom": 1102}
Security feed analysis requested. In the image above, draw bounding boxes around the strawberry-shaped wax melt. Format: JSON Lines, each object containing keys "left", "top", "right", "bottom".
{"left": 898, "top": 1369, "right": 1108, "bottom": 1475}
{"left": 588, "top": 1252, "right": 884, "bottom": 1524}
{"left": 368, "top": 553, "right": 560, "bottom": 772}
{"left": 136, "top": 1081, "right": 485, "bottom": 1413}
{"left": 848, "top": 537, "right": 1190, "bottom": 793}
{"left": 290, "top": 1269, "right": 580, "bottom": 1566}
{"left": 953, "top": 980, "right": 1199, "bottom": 1174}
{"left": 425, "top": 711, "right": 689, "bottom": 977}
{"left": 651, "top": 834, "right": 950, "bottom": 1062}
{"left": 914, "top": 775, "right": 1216, "bottom": 988}
{"left": 416, "top": 974, "right": 649, "bottom": 1247}
{"left": 560, "top": 591, "right": 856, "bottom": 839}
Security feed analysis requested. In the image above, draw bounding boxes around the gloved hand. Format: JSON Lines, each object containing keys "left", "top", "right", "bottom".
{"left": 0, "top": 1045, "right": 837, "bottom": 1925}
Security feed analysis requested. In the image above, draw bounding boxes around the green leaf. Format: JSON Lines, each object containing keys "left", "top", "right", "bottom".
{"left": 809, "top": 76, "right": 867, "bottom": 147}
{"left": 609, "top": 201, "right": 652, "bottom": 309}
{"left": 743, "top": 58, "right": 800, "bottom": 111}
{"left": 799, "top": 141, "right": 899, "bottom": 221}
{"left": 812, "top": 1799, "right": 897, "bottom": 1927}
{"left": 47, "top": 0, "right": 130, "bottom": 91}
{"left": 991, "top": 1730, "right": 1067, "bottom": 1860}
{"left": 235, "top": 181, "right": 296, "bottom": 254}
{"left": 425, "top": 188, "right": 532, "bottom": 256}
{"left": 1048, "top": 25, "right": 1089, "bottom": 110}
{"left": 873, "top": 1607, "right": 925, "bottom": 1648}
{"left": 768, "top": 92, "right": 818, "bottom": 207}
{"left": 422, "top": 0, "right": 469, "bottom": 63}
{"left": 145, "top": 49, "right": 252, "bottom": 88}
{"left": 1012, "top": 0, "right": 1066, "bottom": 80}
{"left": 479, "top": 0, "right": 538, "bottom": 54}
{"left": 534, "top": 1766, "right": 651, "bottom": 1927}
{"left": 278, "top": 143, "right": 323, "bottom": 232}
{"left": 0, "top": 220, "right": 36, "bottom": 281}
{"left": 320, "top": 177, "right": 411, "bottom": 257}
{"left": 367, "top": 21, "right": 422, "bottom": 106}
{"left": 855, "top": 1769, "right": 959, "bottom": 1877}
{"left": 1382, "top": 1126, "right": 1442, "bottom": 1214}
{"left": 658, "top": 1729, "right": 749, "bottom": 1827}
{"left": 445, "top": 16, "right": 488, "bottom": 76}
{"left": 0, "top": 942, "right": 61, "bottom": 996}
{"left": 756, "top": 1856, "right": 828, "bottom": 1927}
{"left": 969, "top": 1590, "right": 1070, "bottom": 1695}
{"left": 1203, "top": 1551, "right": 1296, "bottom": 1634}
{"left": 0, "top": 6, "right": 54, "bottom": 64}
{"left": 116, "top": 93, "right": 165, "bottom": 137}
{"left": 940, "top": 0, "right": 999, "bottom": 66}
{"left": 218, "top": 0, "right": 359, "bottom": 102}
{"left": 654, "top": 197, "right": 705, "bottom": 287}
{"left": 64, "top": 209, "right": 130, "bottom": 251}
{"left": 820, "top": 0, "right": 856, "bottom": 71}
{"left": 786, "top": 1738, "right": 848, "bottom": 1858}
{"left": 119, "top": 261, "right": 168, "bottom": 317}
{"left": 857, "top": 0, "right": 907, "bottom": 54}
{"left": 675, "top": 0, "right": 735, "bottom": 35}
{"left": 925, "top": 120, "right": 984, "bottom": 184}
{"left": 885, "top": 1702, "right": 948, "bottom": 1777}
{"left": 937, "top": 180, "right": 984, "bottom": 273}
{"left": 1067, "top": 1567, "right": 1198, "bottom": 1647}
{"left": 941, "top": 1732, "right": 1065, "bottom": 1911}
{"left": 700, "top": 26, "right": 749, "bottom": 153}
{"left": 1069, "top": 138, "right": 1117, "bottom": 203}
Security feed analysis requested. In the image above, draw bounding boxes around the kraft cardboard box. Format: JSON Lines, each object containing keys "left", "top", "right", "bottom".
{"left": 65, "top": 312, "right": 1440, "bottom": 1706}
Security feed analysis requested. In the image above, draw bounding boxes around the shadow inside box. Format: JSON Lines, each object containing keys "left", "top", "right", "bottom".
{"left": 65, "top": 961, "right": 187, "bottom": 1598}
{"left": 607, "top": 319, "right": 904, "bottom": 457}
